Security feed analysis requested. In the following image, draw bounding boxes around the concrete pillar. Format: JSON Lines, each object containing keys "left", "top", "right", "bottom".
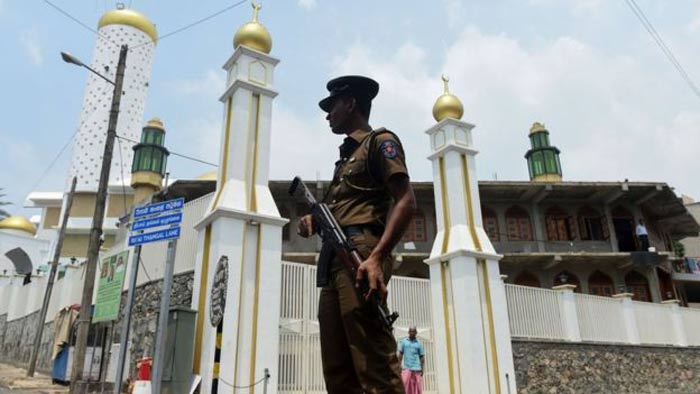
{"left": 531, "top": 203, "right": 546, "bottom": 252}
{"left": 603, "top": 204, "right": 619, "bottom": 252}
{"left": 612, "top": 293, "right": 640, "bottom": 344}
{"left": 190, "top": 43, "right": 286, "bottom": 394}
{"left": 553, "top": 284, "right": 581, "bottom": 342}
{"left": 426, "top": 117, "right": 516, "bottom": 394}
{"left": 662, "top": 299, "right": 688, "bottom": 347}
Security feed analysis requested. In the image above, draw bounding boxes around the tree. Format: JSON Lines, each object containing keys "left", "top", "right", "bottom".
{"left": 0, "top": 188, "right": 12, "bottom": 219}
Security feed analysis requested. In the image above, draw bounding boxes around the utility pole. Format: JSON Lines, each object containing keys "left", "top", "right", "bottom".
{"left": 27, "top": 176, "right": 77, "bottom": 377}
{"left": 70, "top": 44, "right": 128, "bottom": 392}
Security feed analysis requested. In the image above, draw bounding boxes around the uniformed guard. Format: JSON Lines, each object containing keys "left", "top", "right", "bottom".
{"left": 298, "top": 75, "right": 417, "bottom": 394}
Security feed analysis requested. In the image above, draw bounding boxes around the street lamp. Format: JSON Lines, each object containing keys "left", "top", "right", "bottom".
{"left": 59, "top": 45, "right": 129, "bottom": 392}
{"left": 60, "top": 51, "right": 115, "bottom": 86}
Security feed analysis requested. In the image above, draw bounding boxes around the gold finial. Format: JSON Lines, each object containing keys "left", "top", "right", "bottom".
{"left": 529, "top": 122, "right": 547, "bottom": 135}
{"left": 442, "top": 75, "right": 450, "bottom": 94}
{"left": 432, "top": 74, "right": 464, "bottom": 122}
{"left": 252, "top": 1, "right": 262, "bottom": 22}
{"left": 233, "top": 1, "right": 272, "bottom": 53}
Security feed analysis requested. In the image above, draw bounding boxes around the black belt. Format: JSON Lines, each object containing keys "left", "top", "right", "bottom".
{"left": 343, "top": 225, "right": 383, "bottom": 238}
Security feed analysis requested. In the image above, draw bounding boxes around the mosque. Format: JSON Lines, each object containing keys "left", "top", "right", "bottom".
{"left": 2, "top": 3, "right": 700, "bottom": 393}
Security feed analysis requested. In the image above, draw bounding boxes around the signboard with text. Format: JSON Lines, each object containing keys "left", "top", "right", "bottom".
{"left": 128, "top": 198, "right": 184, "bottom": 246}
{"left": 93, "top": 250, "right": 129, "bottom": 323}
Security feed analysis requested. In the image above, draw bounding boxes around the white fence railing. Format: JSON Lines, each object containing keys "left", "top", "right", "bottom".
{"left": 278, "top": 261, "right": 437, "bottom": 394}
{"left": 681, "top": 308, "right": 700, "bottom": 346}
{"left": 633, "top": 301, "right": 676, "bottom": 345}
{"left": 505, "top": 283, "right": 700, "bottom": 348}
{"left": 505, "top": 284, "right": 566, "bottom": 340}
{"left": 575, "top": 293, "right": 627, "bottom": 343}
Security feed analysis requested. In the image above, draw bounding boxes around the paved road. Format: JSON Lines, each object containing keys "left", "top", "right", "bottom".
{"left": 0, "top": 363, "right": 67, "bottom": 394}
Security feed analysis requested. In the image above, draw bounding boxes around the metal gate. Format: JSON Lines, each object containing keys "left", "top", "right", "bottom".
{"left": 279, "top": 261, "right": 437, "bottom": 393}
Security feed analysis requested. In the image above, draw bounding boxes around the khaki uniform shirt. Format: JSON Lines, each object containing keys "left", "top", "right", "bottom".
{"left": 324, "top": 128, "right": 409, "bottom": 229}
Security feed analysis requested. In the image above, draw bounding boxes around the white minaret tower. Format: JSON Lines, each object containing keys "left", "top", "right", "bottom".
{"left": 67, "top": 5, "right": 157, "bottom": 192}
{"left": 426, "top": 76, "right": 517, "bottom": 394}
{"left": 191, "top": 3, "right": 286, "bottom": 393}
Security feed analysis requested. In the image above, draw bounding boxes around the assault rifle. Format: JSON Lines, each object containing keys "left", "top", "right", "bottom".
{"left": 289, "top": 176, "right": 400, "bottom": 329}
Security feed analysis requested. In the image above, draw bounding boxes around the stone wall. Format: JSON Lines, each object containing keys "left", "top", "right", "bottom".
{"left": 112, "top": 270, "right": 194, "bottom": 377}
{"left": 0, "top": 271, "right": 194, "bottom": 378}
{"left": 513, "top": 340, "right": 700, "bottom": 393}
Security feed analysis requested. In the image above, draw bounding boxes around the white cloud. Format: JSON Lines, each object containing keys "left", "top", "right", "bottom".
{"left": 686, "top": 16, "right": 700, "bottom": 34}
{"left": 443, "top": 0, "right": 466, "bottom": 30}
{"left": 20, "top": 29, "right": 43, "bottom": 66}
{"left": 322, "top": 26, "right": 700, "bottom": 199}
{"left": 169, "top": 70, "right": 224, "bottom": 96}
{"left": 297, "top": 0, "right": 316, "bottom": 10}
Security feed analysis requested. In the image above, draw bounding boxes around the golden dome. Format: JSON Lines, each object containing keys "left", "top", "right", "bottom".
{"left": 233, "top": 2, "right": 272, "bottom": 54}
{"left": 98, "top": 6, "right": 157, "bottom": 43}
{"left": 146, "top": 117, "right": 165, "bottom": 130}
{"left": 529, "top": 122, "right": 547, "bottom": 135}
{"left": 197, "top": 170, "right": 218, "bottom": 181}
{"left": 432, "top": 75, "right": 464, "bottom": 122}
{"left": 0, "top": 216, "right": 37, "bottom": 236}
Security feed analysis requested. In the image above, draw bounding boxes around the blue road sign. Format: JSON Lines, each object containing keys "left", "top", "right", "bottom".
{"left": 128, "top": 226, "right": 181, "bottom": 246}
{"left": 134, "top": 198, "right": 185, "bottom": 219}
{"left": 131, "top": 212, "right": 183, "bottom": 232}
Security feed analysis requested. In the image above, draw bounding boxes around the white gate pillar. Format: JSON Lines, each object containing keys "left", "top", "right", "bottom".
{"left": 426, "top": 77, "right": 516, "bottom": 394}
{"left": 191, "top": 5, "right": 286, "bottom": 393}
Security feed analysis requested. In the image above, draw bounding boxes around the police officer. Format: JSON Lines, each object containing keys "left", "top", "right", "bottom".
{"left": 298, "top": 75, "right": 417, "bottom": 393}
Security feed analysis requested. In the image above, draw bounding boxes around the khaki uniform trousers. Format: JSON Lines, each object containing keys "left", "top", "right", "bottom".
{"left": 318, "top": 231, "right": 404, "bottom": 394}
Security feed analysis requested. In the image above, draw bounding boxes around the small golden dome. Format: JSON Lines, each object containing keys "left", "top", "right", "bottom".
{"left": 98, "top": 6, "right": 157, "bottom": 43}
{"left": 432, "top": 75, "right": 464, "bottom": 122}
{"left": 0, "top": 216, "right": 37, "bottom": 236}
{"left": 146, "top": 117, "right": 165, "bottom": 130}
{"left": 233, "top": 2, "right": 272, "bottom": 54}
{"left": 197, "top": 170, "right": 218, "bottom": 181}
{"left": 529, "top": 122, "right": 547, "bottom": 135}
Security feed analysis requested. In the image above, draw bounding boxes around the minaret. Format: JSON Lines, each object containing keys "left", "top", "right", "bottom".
{"left": 525, "top": 122, "right": 563, "bottom": 182}
{"left": 191, "top": 3, "right": 286, "bottom": 393}
{"left": 67, "top": 4, "right": 157, "bottom": 192}
{"left": 130, "top": 118, "right": 169, "bottom": 204}
{"left": 425, "top": 76, "right": 517, "bottom": 393}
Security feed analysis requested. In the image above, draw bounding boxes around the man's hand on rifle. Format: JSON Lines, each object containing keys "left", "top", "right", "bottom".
{"left": 297, "top": 214, "right": 315, "bottom": 238}
{"left": 356, "top": 252, "right": 388, "bottom": 301}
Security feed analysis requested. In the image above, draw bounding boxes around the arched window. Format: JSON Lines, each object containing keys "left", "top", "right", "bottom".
{"left": 553, "top": 270, "right": 580, "bottom": 292}
{"left": 279, "top": 206, "right": 290, "bottom": 241}
{"left": 505, "top": 206, "right": 532, "bottom": 241}
{"left": 546, "top": 207, "right": 576, "bottom": 241}
{"left": 514, "top": 271, "right": 540, "bottom": 288}
{"left": 402, "top": 210, "right": 427, "bottom": 242}
{"left": 482, "top": 206, "right": 499, "bottom": 242}
{"left": 588, "top": 270, "right": 614, "bottom": 297}
{"left": 625, "top": 271, "right": 651, "bottom": 302}
{"left": 578, "top": 206, "right": 608, "bottom": 241}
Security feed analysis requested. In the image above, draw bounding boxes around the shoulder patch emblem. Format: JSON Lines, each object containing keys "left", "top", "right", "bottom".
{"left": 379, "top": 140, "right": 399, "bottom": 159}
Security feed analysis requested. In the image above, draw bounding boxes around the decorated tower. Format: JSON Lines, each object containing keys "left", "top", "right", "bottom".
{"left": 426, "top": 76, "right": 517, "bottom": 393}
{"left": 525, "top": 122, "right": 562, "bottom": 182}
{"left": 191, "top": 3, "right": 286, "bottom": 393}
{"left": 67, "top": 5, "right": 157, "bottom": 192}
{"left": 130, "top": 118, "right": 169, "bottom": 204}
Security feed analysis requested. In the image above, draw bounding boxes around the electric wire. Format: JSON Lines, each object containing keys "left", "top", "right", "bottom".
{"left": 623, "top": 0, "right": 700, "bottom": 100}
{"left": 115, "top": 134, "right": 218, "bottom": 167}
{"left": 44, "top": 0, "right": 250, "bottom": 52}
{"left": 139, "top": 256, "right": 153, "bottom": 282}
{"left": 115, "top": 137, "right": 130, "bottom": 218}
{"left": 131, "top": 0, "right": 249, "bottom": 50}
{"left": 42, "top": 0, "right": 121, "bottom": 48}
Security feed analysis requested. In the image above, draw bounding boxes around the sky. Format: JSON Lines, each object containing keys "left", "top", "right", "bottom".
{"left": 1, "top": 0, "right": 700, "bottom": 218}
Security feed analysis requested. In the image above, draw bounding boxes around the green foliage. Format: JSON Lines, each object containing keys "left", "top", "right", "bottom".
{"left": 0, "top": 188, "right": 11, "bottom": 219}
{"left": 674, "top": 240, "right": 686, "bottom": 258}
